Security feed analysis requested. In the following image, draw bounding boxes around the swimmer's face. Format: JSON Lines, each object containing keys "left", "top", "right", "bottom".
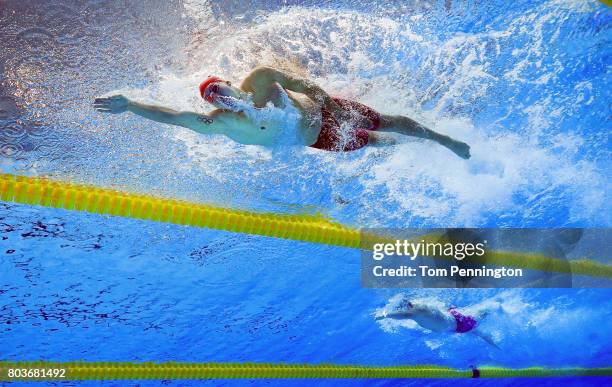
{"left": 204, "top": 81, "right": 243, "bottom": 109}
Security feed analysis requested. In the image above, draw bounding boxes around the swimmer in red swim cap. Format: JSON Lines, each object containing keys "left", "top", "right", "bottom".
{"left": 94, "top": 66, "right": 470, "bottom": 158}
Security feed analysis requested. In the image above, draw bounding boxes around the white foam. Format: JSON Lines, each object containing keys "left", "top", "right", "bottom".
{"left": 104, "top": 1, "right": 609, "bottom": 226}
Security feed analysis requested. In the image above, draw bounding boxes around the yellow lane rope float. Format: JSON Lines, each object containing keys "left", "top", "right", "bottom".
{"left": 0, "top": 362, "right": 610, "bottom": 380}
{"left": 1, "top": 174, "right": 610, "bottom": 278}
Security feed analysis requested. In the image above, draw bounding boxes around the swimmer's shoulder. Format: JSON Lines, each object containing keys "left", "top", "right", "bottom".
{"left": 240, "top": 66, "right": 277, "bottom": 92}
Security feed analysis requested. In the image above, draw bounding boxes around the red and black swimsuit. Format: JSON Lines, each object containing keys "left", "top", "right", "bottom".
{"left": 309, "top": 97, "right": 381, "bottom": 152}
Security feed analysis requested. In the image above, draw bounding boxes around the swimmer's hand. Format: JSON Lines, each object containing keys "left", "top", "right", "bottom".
{"left": 328, "top": 103, "right": 355, "bottom": 126}
{"left": 305, "top": 84, "right": 354, "bottom": 124}
{"left": 448, "top": 139, "right": 471, "bottom": 159}
{"left": 94, "top": 95, "right": 129, "bottom": 114}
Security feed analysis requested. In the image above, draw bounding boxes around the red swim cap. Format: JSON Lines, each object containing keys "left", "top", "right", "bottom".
{"left": 199, "top": 76, "right": 222, "bottom": 102}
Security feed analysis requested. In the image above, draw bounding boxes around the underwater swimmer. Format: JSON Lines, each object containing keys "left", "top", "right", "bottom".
{"left": 94, "top": 66, "right": 471, "bottom": 158}
{"left": 376, "top": 298, "right": 500, "bottom": 348}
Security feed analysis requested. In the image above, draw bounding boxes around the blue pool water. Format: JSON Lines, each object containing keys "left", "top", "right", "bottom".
{"left": 1, "top": 0, "right": 611, "bottom": 386}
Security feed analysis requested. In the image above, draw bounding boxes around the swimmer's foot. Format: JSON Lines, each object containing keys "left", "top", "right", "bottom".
{"left": 446, "top": 139, "right": 471, "bottom": 159}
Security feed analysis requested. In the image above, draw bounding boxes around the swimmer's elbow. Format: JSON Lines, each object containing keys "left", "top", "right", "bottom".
{"left": 154, "top": 111, "right": 182, "bottom": 125}
{"left": 145, "top": 110, "right": 190, "bottom": 128}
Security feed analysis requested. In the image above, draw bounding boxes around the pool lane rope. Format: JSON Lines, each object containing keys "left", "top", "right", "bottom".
{"left": 0, "top": 362, "right": 610, "bottom": 381}
{"left": 1, "top": 173, "right": 610, "bottom": 278}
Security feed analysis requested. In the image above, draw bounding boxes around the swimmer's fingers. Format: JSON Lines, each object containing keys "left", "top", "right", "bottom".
{"left": 93, "top": 102, "right": 112, "bottom": 111}
{"left": 93, "top": 98, "right": 114, "bottom": 109}
{"left": 95, "top": 95, "right": 122, "bottom": 100}
{"left": 94, "top": 95, "right": 126, "bottom": 104}
{"left": 94, "top": 96, "right": 128, "bottom": 114}
{"left": 93, "top": 98, "right": 113, "bottom": 112}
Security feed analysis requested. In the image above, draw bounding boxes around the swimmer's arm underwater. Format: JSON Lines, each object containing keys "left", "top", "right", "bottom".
{"left": 242, "top": 66, "right": 351, "bottom": 121}
{"left": 93, "top": 95, "right": 232, "bottom": 135}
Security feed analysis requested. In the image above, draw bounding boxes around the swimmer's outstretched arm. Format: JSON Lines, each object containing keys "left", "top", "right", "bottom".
{"left": 94, "top": 95, "right": 236, "bottom": 135}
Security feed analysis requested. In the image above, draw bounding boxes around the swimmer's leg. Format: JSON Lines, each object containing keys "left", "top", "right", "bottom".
{"left": 472, "top": 299, "right": 503, "bottom": 320}
{"left": 472, "top": 328, "right": 500, "bottom": 349}
{"left": 378, "top": 114, "right": 471, "bottom": 159}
